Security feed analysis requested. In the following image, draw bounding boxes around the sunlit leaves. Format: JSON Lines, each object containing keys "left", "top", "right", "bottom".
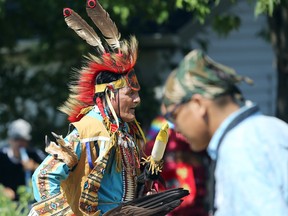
{"left": 112, "top": 5, "right": 130, "bottom": 25}
{"left": 255, "top": 0, "right": 280, "bottom": 16}
{"left": 175, "top": 0, "right": 211, "bottom": 23}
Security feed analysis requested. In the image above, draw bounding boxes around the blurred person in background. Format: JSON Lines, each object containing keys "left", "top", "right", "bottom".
{"left": 162, "top": 49, "right": 288, "bottom": 216}
{"left": 145, "top": 103, "right": 208, "bottom": 216}
{"left": 0, "top": 119, "right": 46, "bottom": 200}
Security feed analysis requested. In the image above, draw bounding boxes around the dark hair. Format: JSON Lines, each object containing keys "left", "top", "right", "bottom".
{"left": 93, "top": 71, "right": 124, "bottom": 102}
{"left": 214, "top": 85, "right": 245, "bottom": 107}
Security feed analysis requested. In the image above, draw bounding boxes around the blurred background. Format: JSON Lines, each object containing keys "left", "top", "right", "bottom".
{"left": 0, "top": 0, "right": 287, "bottom": 151}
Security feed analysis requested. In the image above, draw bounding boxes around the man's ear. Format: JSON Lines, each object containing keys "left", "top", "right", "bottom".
{"left": 191, "top": 94, "right": 208, "bottom": 117}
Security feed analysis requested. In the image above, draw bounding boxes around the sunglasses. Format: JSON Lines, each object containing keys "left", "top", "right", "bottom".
{"left": 164, "top": 98, "right": 190, "bottom": 123}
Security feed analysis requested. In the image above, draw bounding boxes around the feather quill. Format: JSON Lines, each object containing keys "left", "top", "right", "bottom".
{"left": 86, "top": 0, "right": 121, "bottom": 50}
{"left": 63, "top": 8, "right": 105, "bottom": 53}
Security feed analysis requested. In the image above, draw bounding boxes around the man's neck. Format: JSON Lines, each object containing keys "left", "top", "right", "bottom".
{"left": 209, "top": 102, "right": 240, "bottom": 135}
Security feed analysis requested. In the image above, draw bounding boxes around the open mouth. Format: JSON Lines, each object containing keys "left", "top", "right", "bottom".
{"left": 130, "top": 107, "right": 136, "bottom": 114}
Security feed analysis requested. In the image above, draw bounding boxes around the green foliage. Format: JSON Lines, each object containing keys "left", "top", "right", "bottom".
{"left": 112, "top": 5, "right": 130, "bottom": 25}
{"left": 98, "top": 0, "right": 280, "bottom": 26}
{"left": 0, "top": 0, "right": 5, "bottom": 17}
{"left": 255, "top": 0, "right": 280, "bottom": 16}
{"left": 212, "top": 14, "right": 241, "bottom": 36}
{"left": 175, "top": 0, "right": 211, "bottom": 24}
{"left": 0, "top": 55, "right": 71, "bottom": 143}
{"left": 0, "top": 184, "right": 34, "bottom": 216}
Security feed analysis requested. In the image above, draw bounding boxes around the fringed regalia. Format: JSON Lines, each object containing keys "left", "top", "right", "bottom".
{"left": 29, "top": 1, "right": 188, "bottom": 215}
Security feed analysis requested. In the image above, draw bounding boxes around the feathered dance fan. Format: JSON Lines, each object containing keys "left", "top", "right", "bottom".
{"left": 103, "top": 188, "right": 190, "bottom": 216}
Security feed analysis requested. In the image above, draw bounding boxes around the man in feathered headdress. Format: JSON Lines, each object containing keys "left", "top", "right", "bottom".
{"left": 29, "top": 1, "right": 188, "bottom": 216}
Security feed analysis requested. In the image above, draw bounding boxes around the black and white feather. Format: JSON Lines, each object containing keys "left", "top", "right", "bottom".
{"left": 103, "top": 188, "right": 189, "bottom": 216}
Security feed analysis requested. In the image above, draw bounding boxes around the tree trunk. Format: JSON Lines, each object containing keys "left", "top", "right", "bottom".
{"left": 268, "top": 4, "right": 288, "bottom": 123}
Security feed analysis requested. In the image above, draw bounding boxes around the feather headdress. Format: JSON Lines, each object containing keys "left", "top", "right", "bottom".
{"left": 59, "top": 0, "right": 138, "bottom": 122}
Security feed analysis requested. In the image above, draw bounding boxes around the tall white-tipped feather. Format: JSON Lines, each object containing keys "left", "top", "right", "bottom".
{"left": 86, "top": 0, "right": 121, "bottom": 49}
{"left": 64, "top": 8, "right": 105, "bottom": 52}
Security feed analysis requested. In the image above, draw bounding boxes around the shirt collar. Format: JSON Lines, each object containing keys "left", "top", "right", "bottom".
{"left": 207, "top": 101, "right": 258, "bottom": 160}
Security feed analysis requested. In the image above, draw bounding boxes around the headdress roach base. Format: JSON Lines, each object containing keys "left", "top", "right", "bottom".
{"left": 59, "top": 0, "right": 139, "bottom": 123}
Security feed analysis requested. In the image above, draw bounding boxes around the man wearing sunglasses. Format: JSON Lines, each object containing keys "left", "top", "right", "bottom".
{"left": 162, "top": 49, "right": 288, "bottom": 216}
